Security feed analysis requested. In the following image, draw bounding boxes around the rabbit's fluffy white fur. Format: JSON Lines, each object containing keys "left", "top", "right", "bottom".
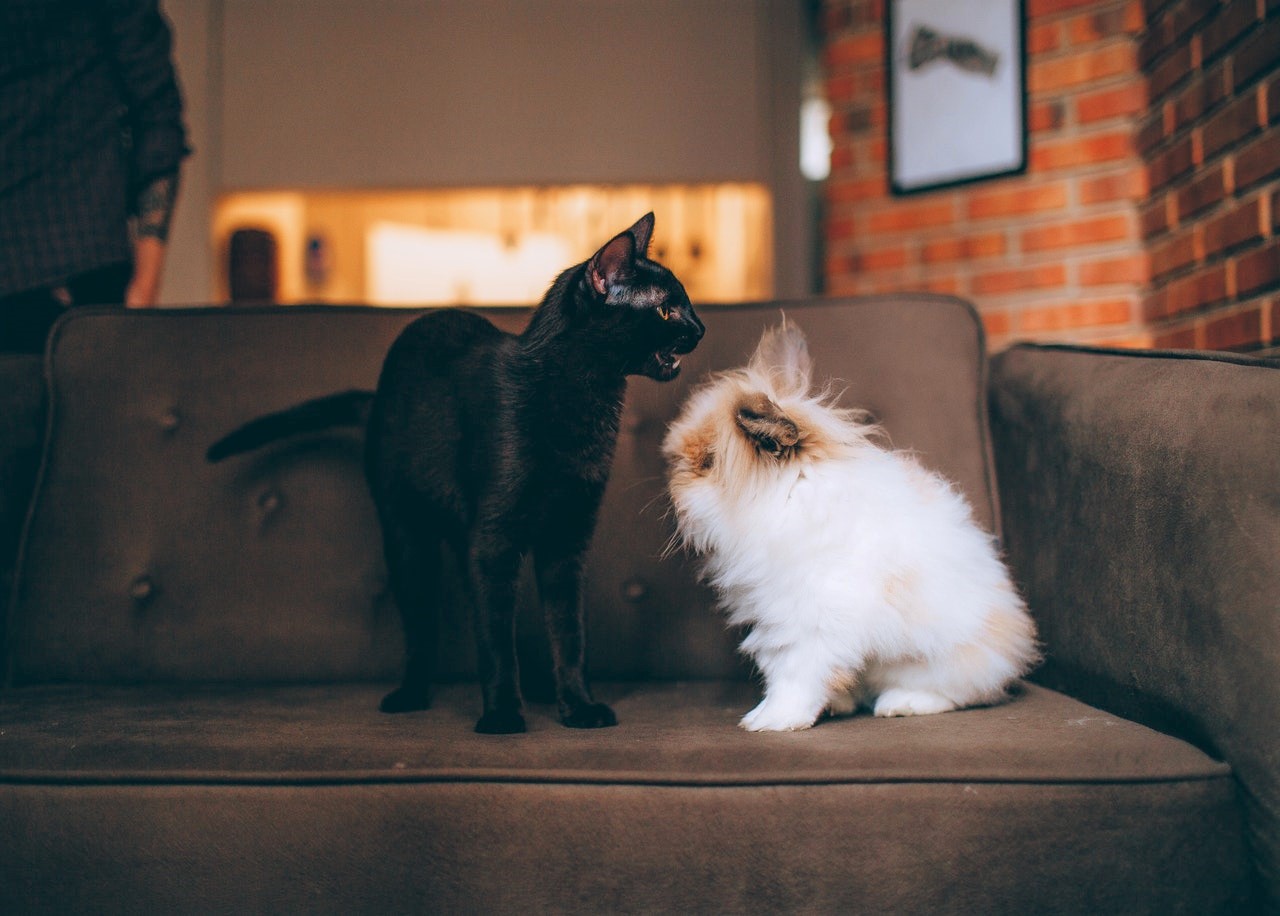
{"left": 663, "top": 322, "right": 1039, "bottom": 731}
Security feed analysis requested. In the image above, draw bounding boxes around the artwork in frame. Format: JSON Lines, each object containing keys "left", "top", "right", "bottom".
{"left": 886, "top": 0, "right": 1027, "bottom": 195}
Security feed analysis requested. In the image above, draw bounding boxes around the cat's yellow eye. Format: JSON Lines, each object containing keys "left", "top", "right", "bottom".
{"left": 657, "top": 305, "right": 672, "bottom": 321}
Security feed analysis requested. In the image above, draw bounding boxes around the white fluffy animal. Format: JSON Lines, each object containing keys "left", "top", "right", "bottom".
{"left": 663, "top": 322, "right": 1039, "bottom": 731}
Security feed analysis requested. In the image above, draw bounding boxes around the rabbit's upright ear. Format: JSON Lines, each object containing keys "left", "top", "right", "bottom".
{"left": 748, "top": 319, "right": 812, "bottom": 397}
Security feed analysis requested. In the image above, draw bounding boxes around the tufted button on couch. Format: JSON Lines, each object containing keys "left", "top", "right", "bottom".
{"left": 1, "top": 297, "right": 1274, "bottom": 914}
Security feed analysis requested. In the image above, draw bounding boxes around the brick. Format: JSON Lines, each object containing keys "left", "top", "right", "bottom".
{"left": 1029, "top": 22, "right": 1062, "bottom": 55}
{"left": 1031, "top": 131, "right": 1133, "bottom": 172}
{"left": 1149, "top": 42, "right": 1194, "bottom": 101}
{"left": 1271, "top": 73, "right": 1280, "bottom": 124}
{"left": 1153, "top": 322, "right": 1200, "bottom": 349}
{"left": 1029, "top": 0, "right": 1099, "bottom": 16}
{"left": 1139, "top": 18, "right": 1171, "bottom": 71}
{"left": 866, "top": 200, "right": 954, "bottom": 233}
{"left": 840, "top": 104, "right": 877, "bottom": 132}
{"left": 1094, "top": 331, "right": 1156, "bottom": 348}
{"left": 1018, "top": 298, "right": 1134, "bottom": 333}
{"left": 1232, "top": 16, "right": 1280, "bottom": 90}
{"left": 981, "top": 310, "right": 1012, "bottom": 340}
{"left": 826, "top": 177, "right": 886, "bottom": 204}
{"left": 967, "top": 183, "right": 1069, "bottom": 220}
{"left": 1172, "top": 70, "right": 1231, "bottom": 129}
{"left": 1080, "top": 253, "right": 1150, "bottom": 285}
{"left": 1203, "top": 197, "right": 1265, "bottom": 257}
{"left": 920, "top": 233, "right": 1007, "bottom": 264}
{"left": 1080, "top": 167, "right": 1148, "bottom": 204}
{"left": 1021, "top": 214, "right": 1134, "bottom": 252}
{"left": 1203, "top": 305, "right": 1263, "bottom": 349}
{"left": 1029, "top": 43, "right": 1136, "bottom": 93}
{"left": 972, "top": 264, "right": 1068, "bottom": 295}
{"left": 1202, "top": 0, "right": 1261, "bottom": 64}
{"left": 1176, "top": 163, "right": 1229, "bottom": 219}
{"left": 1152, "top": 263, "right": 1230, "bottom": 317}
{"left": 1234, "top": 130, "right": 1280, "bottom": 191}
{"left": 1136, "top": 112, "right": 1166, "bottom": 155}
{"left": 824, "top": 74, "right": 859, "bottom": 104}
{"left": 823, "top": 31, "right": 883, "bottom": 70}
{"left": 1030, "top": 100, "right": 1067, "bottom": 133}
{"left": 1202, "top": 90, "right": 1262, "bottom": 160}
{"left": 1236, "top": 240, "right": 1280, "bottom": 295}
{"left": 1065, "top": 4, "right": 1144, "bottom": 45}
{"left": 827, "top": 216, "right": 858, "bottom": 241}
{"left": 1141, "top": 195, "right": 1172, "bottom": 239}
{"left": 1272, "top": 298, "right": 1280, "bottom": 345}
{"left": 1151, "top": 227, "right": 1200, "bottom": 279}
{"left": 1168, "top": 0, "right": 1219, "bottom": 44}
{"left": 1147, "top": 134, "right": 1196, "bottom": 189}
{"left": 851, "top": 245, "right": 910, "bottom": 271}
{"left": 1077, "top": 82, "right": 1148, "bottom": 123}
{"left": 924, "top": 275, "right": 961, "bottom": 295}
{"left": 1142, "top": 287, "right": 1169, "bottom": 321}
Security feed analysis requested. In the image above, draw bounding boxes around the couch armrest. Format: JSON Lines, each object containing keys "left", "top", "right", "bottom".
{"left": 0, "top": 354, "right": 46, "bottom": 668}
{"left": 989, "top": 343, "right": 1279, "bottom": 908}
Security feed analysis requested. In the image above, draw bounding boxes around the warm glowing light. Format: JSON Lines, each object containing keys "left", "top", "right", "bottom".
{"left": 213, "top": 184, "right": 773, "bottom": 306}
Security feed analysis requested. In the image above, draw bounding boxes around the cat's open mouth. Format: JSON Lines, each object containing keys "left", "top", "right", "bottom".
{"left": 645, "top": 348, "right": 683, "bottom": 381}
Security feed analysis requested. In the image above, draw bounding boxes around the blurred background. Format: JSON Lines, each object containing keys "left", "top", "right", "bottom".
{"left": 159, "top": 0, "right": 1280, "bottom": 353}
{"left": 163, "top": 0, "right": 820, "bottom": 309}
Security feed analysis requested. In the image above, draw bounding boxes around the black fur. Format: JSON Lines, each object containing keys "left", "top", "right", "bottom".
{"left": 207, "top": 214, "right": 703, "bottom": 733}
{"left": 206, "top": 390, "right": 373, "bottom": 462}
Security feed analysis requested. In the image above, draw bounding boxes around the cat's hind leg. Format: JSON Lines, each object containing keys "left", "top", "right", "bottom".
{"left": 378, "top": 513, "right": 442, "bottom": 714}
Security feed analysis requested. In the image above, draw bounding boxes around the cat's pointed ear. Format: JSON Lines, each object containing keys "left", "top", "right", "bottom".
{"left": 736, "top": 392, "right": 800, "bottom": 456}
{"left": 588, "top": 228, "right": 638, "bottom": 296}
{"left": 748, "top": 319, "right": 813, "bottom": 397}
{"left": 628, "top": 212, "right": 655, "bottom": 257}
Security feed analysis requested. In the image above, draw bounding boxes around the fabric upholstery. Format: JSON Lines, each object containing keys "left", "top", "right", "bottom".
{"left": 0, "top": 353, "right": 44, "bottom": 657}
{"left": 990, "top": 343, "right": 1280, "bottom": 911}
{"left": 0, "top": 682, "right": 1249, "bottom": 914}
{"left": 1, "top": 303, "right": 1262, "bottom": 913}
{"left": 7, "top": 297, "right": 996, "bottom": 685}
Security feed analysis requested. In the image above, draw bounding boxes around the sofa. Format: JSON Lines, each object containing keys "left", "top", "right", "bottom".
{"left": 0, "top": 296, "right": 1274, "bottom": 914}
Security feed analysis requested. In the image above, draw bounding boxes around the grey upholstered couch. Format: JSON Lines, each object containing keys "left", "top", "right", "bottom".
{"left": 0, "top": 297, "right": 1275, "bottom": 913}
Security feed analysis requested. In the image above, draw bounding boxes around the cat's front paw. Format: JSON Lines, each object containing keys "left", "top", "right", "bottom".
{"left": 739, "top": 700, "right": 818, "bottom": 732}
{"left": 475, "top": 709, "right": 527, "bottom": 734}
{"left": 560, "top": 701, "right": 618, "bottom": 729}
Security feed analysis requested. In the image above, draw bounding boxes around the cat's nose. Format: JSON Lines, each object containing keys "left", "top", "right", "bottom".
{"left": 674, "top": 310, "right": 705, "bottom": 354}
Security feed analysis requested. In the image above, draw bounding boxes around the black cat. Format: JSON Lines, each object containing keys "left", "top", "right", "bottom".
{"left": 208, "top": 213, "right": 704, "bottom": 733}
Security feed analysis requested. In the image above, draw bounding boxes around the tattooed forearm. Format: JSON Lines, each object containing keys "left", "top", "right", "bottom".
{"left": 134, "top": 173, "right": 179, "bottom": 242}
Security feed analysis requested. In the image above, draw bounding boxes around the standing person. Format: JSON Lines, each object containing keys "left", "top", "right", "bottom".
{"left": 0, "top": 0, "right": 189, "bottom": 353}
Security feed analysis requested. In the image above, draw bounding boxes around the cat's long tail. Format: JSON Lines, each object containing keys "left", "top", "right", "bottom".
{"left": 206, "top": 390, "right": 374, "bottom": 462}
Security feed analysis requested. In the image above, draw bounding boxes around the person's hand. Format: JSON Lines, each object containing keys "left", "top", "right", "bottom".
{"left": 126, "top": 237, "right": 166, "bottom": 307}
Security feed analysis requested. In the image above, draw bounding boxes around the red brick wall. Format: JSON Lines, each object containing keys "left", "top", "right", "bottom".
{"left": 1139, "top": 0, "right": 1280, "bottom": 350}
{"left": 820, "top": 0, "right": 1279, "bottom": 352}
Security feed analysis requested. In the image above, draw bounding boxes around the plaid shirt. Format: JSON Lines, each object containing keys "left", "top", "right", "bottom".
{"left": 0, "top": 0, "right": 189, "bottom": 297}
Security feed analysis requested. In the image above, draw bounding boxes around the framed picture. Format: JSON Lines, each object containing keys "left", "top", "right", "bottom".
{"left": 886, "top": 0, "right": 1027, "bottom": 195}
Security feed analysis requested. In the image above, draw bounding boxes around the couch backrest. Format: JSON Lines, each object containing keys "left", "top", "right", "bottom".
{"left": 5, "top": 297, "right": 996, "bottom": 684}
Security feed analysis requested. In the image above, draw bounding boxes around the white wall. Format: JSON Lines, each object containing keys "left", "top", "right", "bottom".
{"left": 160, "top": 0, "right": 811, "bottom": 303}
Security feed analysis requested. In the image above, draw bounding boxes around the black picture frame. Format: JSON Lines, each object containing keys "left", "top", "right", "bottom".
{"left": 886, "top": 0, "right": 1028, "bottom": 196}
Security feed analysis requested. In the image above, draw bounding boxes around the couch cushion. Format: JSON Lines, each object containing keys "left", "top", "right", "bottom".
{"left": 990, "top": 343, "right": 1280, "bottom": 910}
{"left": 0, "top": 682, "right": 1249, "bottom": 912}
{"left": 7, "top": 297, "right": 997, "bottom": 684}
